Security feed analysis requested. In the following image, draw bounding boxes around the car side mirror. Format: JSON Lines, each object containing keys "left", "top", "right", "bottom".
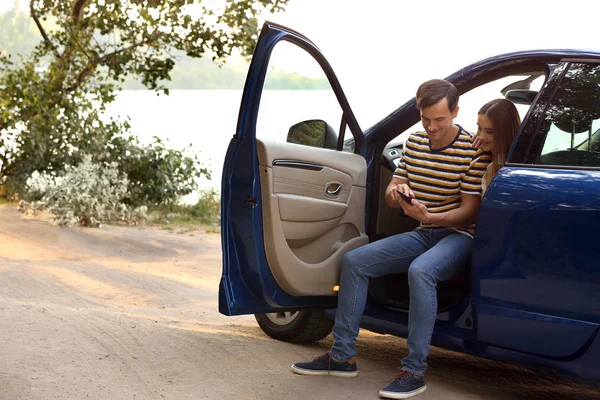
{"left": 287, "top": 119, "right": 338, "bottom": 149}
{"left": 505, "top": 89, "right": 538, "bottom": 105}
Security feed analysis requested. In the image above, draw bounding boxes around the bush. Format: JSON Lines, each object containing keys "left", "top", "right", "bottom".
{"left": 103, "top": 135, "right": 209, "bottom": 207}
{"left": 148, "top": 189, "right": 221, "bottom": 227}
{"left": 189, "top": 189, "right": 221, "bottom": 225}
{"left": 24, "top": 155, "right": 146, "bottom": 227}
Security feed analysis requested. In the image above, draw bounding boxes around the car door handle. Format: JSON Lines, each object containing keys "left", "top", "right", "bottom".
{"left": 325, "top": 182, "right": 343, "bottom": 196}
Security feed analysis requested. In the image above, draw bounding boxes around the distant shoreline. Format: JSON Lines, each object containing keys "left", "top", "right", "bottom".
{"left": 120, "top": 88, "right": 330, "bottom": 91}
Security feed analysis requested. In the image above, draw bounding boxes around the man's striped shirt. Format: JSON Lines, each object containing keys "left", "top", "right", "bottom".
{"left": 393, "top": 126, "right": 491, "bottom": 237}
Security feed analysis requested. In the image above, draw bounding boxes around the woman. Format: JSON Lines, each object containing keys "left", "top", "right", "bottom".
{"left": 473, "top": 98, "right": 521, "bottom": 194}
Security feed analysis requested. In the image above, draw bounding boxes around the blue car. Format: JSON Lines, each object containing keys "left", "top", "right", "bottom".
{"left": 219, "top": 22, "right": 600, "bottom": 383}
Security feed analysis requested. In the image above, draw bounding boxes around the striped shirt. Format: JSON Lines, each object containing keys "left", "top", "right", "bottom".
{"left": 393, "top": 126, "right": 491, "bottom": 237}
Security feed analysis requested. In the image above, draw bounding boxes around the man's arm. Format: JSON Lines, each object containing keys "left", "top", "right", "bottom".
{"left": 427, "top": 193, "right": 480, "bottom": 227}
{"left": 399, "top": 192, "right": 480, "bottom": 228}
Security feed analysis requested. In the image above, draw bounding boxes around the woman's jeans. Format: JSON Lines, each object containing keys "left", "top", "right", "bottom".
{"left": 329, "top": 228, "right": 473, "bottom": 376}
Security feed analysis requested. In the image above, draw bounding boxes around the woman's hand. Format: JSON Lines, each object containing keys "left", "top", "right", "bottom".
{"left": 471, "top": 132, "right": 484, "bottom": 149}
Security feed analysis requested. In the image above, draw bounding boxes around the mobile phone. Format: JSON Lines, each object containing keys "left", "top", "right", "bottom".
{"left": 395, "top": 190, "right": 412, "bottom": 203}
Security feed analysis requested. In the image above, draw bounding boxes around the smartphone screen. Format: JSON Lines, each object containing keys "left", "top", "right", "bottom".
{"left": 395, "top": 190, "right": 412, "bottom": 203}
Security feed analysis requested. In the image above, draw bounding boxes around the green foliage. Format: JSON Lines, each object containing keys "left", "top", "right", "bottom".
{"left": 149, "top": 189, "right": 221, "bottom": 226}
{"left": 288, "top": 120, "right": 327, "bottom": 147}
{"left": 263, "top": 67, "right": 330, "bottom": 90}
{"left": 189, "top": 189, "right": 221, "bottom": 225}
{"left": 106, "top": 135, "right": 209, "bottom": 207}
{"left": 0, "top": 0, "right": 288, "bottom": 202}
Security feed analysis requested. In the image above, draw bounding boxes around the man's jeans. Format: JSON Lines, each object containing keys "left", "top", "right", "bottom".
{"left": 329, "top": 228, "right": 472, "bottom": 376}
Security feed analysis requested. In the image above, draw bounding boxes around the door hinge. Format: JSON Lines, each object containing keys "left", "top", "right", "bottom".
{"left": 244, "top": 197, "right": 257, "bottom": 207}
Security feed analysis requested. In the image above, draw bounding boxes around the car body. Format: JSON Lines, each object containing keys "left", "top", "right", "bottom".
{"left": 219, "top": 22, "right": 600, "bottom": 383}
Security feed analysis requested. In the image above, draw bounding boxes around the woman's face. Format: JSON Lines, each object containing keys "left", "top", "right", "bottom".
{"left": 476, "top": 113, "right": 495, "bottom": 153}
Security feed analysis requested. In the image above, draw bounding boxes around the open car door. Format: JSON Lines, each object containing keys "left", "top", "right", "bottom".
{"left": 219, "top": 23, "right": 369, "bottom": 316}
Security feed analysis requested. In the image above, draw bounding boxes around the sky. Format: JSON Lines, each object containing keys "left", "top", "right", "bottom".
{"left": 262, "top": 0, "right": 599, "bottom": 102}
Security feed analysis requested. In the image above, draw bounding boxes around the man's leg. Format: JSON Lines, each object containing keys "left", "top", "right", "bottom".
{"left": 379, "top": 230, "right": 472, "bottom": 399}
{"left": 401, "top": 230, "right": 473, "bottom": 376}
{"left": 292, "top": 229, "right": 430, "bottom": 376}
{"left": 330, "top": 229, "right": 431, "bottom": 361}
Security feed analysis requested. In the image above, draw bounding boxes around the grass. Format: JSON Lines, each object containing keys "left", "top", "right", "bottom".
{"left": 147, "top": 189, "right": 221, "bottom": 232}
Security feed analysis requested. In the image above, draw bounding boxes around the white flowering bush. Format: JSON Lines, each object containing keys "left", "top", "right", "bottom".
{"left": 25, "top": 170, "right": 56, "bottom": 200}
{"left": 24, "top": 155, "right": 145, "bottom": 227}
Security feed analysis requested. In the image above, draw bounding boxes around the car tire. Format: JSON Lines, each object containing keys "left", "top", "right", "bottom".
{"left": 254, "top": 310, "right": 334, "bottom": 343}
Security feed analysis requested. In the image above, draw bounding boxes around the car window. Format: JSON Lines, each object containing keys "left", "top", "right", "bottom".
{"left": 534, "top": 63, "right": 600, "bottom": 167}
{"left": 542, "top": 120, "right": 600, "bottom": 154}
{"left": 255, "top": 41, "right": 343, "bottom": 149}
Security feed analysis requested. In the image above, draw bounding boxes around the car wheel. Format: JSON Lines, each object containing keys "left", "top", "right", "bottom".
{"left": 254, "top": 309, "right": 334, "bottom": 343}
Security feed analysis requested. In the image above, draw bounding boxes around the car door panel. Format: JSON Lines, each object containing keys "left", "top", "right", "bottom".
{"left": 477, "top": 303, "right": 598, "bottom": 360}
{"left": 473, "top": 165, "right": 600, "bottom": 359}
{"left": 257, "top": 138, "right": 368, "bottom": 296}
{"left": 278, "top": 194, "right": 347, "bottom": 223}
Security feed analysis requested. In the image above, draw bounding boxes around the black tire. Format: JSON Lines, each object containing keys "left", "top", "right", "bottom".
{"left": 254, "top": 310, "right": 334, "bottom": 343}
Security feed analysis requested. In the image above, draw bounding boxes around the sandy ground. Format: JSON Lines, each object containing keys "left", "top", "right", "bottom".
{"left": 0, "top": 205, "right": 599, "bottom": 400}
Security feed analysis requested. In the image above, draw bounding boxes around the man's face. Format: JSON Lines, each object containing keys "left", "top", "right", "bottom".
{"left": 420, "top": 97, "right": 458, "bottom": 143}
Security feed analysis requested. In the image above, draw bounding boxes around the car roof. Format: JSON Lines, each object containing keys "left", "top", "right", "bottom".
{"left": 461, "top": 49, "right": 600, "bottom": 76}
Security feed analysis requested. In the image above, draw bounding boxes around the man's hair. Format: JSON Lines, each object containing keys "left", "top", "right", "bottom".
{"left": 416, "top": 79, "right": 459, "bottom": 111}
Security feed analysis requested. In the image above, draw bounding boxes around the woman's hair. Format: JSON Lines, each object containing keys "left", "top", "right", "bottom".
{"left": 478, "top": 99, "right": 521, "bottom": 166}
{"left": 416, "top": 79, "right": 459, "bottom": 111}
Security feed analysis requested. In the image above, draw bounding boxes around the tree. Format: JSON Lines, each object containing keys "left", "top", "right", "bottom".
{"left": 0, "top": 0, "right": 288, "bottom": 201}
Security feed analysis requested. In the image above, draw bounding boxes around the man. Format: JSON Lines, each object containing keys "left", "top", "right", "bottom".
{"left": 291, "top": 79, "right": 491, "bottom": 399}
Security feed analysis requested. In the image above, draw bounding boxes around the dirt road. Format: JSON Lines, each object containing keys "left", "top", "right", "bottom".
{"left": 0, "top": 205, "right": 598, "bottom": 400}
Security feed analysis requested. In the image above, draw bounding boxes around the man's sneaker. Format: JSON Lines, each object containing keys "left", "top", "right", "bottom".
{"left": 379, "top": 370, "right": 427, "bottom": 399}
{"left": 291, "top": 352, "right": 358, "bottom": 377}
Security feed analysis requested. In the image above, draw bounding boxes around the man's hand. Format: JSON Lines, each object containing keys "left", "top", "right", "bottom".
{"left": 399, "top": 197, "right": 432, "bottom": 224}
{"left": 385, "top": 181, "right": 415, "bottom": 208}
{"left": 384, "top": 178, "right": 480, "bottom": 228}
{"left": 385, "top": 180, "right": 432, "bottom": 224}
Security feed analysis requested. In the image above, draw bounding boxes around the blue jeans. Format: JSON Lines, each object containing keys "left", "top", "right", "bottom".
{"left": 329, "top": 228, "right": 472, "bottom": 376}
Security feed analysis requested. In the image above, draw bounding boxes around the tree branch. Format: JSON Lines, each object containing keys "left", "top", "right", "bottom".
{"left": 98, "top": 44, "right": 142, "bottom": 65}
{"left": 63, "top": 24, "right": 93, "bottom": 61}
{"left": 71, "top": 0, "right": 90, "bottom": 24}
{"left": 29, "top": 1, "right": 61, "bottom": 59}
{"left": 72, "top": 63, "right": 94, "bottom": 91}
{"left": 65, "top": 34, "right": 158, "bottom": 93}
